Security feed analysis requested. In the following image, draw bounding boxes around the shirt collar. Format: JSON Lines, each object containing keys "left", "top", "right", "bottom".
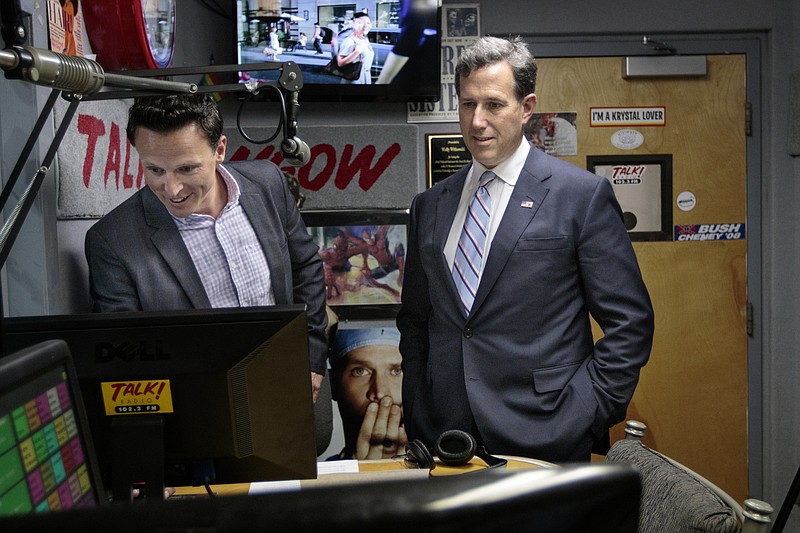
{"left": 217, "top": 164, "right": 241, "bottom": 208}
{"left": 469, "top": 137, "right": 531, "bottom": 186}
{"left": 170, "top": 165, "right": 241, "bottom": 225}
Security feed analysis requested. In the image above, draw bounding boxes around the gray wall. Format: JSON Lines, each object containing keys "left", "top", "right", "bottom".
{"left": 1, "top": 0, "right": 798, "bottom": 527}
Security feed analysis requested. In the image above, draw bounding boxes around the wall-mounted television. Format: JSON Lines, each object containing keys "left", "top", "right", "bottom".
{"left": 236, "top": 1, "right": 441, "bottom": 102}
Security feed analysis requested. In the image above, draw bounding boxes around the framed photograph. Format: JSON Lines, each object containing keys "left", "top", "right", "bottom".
{"left": 586, "top": 154, "right": 673, "bottom": 241}
{"left": 301, "top": 209, "right": 410, "bottom": 319}
{"left": 524, "top": 112, "right": 578, "bottom": 156}
{"left": 443, "top": 4, "right": 480, "bottom": 38}
{"left": 425, "top": 133, "right": 472, "bottom": 188}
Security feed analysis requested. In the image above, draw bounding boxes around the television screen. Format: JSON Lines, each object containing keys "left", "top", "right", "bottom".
{"left": 236, "top": 1, "right": 441, "bottom": 102}
{"left": 0, "top": 340, "right": 105, "bottom": 516}
{"left": 3, "top": 306, "right": 318, "bottom": 501}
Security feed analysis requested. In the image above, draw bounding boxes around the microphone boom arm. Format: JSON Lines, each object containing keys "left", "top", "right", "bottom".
{"left": 79, "top": 60, "right": 302, "bottom": 101}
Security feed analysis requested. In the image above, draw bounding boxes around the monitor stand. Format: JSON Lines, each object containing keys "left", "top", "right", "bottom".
{"left": 111, "top": 416, "right": 166, "bottom": 502}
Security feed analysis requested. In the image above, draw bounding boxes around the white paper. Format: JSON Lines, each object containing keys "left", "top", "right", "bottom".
{"left": 248, "top": 460, "right": 360, "bottom": 494}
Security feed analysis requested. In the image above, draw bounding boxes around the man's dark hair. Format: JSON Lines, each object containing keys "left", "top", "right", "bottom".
{"left": 126, "top": 93, "right": 223, "bottom": 149}
{"left": 455, "top": 36, "right": 538, "bottom": 101}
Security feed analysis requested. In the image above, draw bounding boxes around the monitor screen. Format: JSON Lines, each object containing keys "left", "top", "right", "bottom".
{"left": 2, "top": 306, "right": 317, "bottom": 499}
{"left": 0, "top": 340, "right": 105, "bottom": 516}
{"left": 236, "top": 1, "right": 441, "bottom": 102}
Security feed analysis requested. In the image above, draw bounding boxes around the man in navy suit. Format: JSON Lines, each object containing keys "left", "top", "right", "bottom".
{"left": 84, "top": 94, "right": 328, "bottom": 401}
{"left": 397, "top": 37, "right": 654, "bottom": 463}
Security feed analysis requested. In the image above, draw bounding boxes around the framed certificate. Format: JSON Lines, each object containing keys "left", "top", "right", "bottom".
{"left": 425, "top": 133, "right": 472, "bottom": 188}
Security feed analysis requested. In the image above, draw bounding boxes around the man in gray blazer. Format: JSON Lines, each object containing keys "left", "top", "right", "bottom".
{"left": 397, "top": 37, "right": 655, "bottom": 463}
{"left": 84, "top": 94, "right": 328, "bottom": 400}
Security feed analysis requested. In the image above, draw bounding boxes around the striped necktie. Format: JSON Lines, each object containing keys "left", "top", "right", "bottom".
{"left": 452, "top": 171, "right": 495, "bottom": 314}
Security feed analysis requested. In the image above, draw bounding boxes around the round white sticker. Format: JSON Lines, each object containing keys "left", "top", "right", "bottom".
{"left": 676, "top": 191, "right": 697, "bottom": 212}
{"left": 611, "top": 129, "right": 644, "bottom": 150}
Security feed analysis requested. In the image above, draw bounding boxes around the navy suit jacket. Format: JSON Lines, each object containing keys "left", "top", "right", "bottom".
{"left": 85, "top": 160, "right": 328, "bottom": 374}
{"left": 397, "top": 145, "right": 654, "bottom": 463}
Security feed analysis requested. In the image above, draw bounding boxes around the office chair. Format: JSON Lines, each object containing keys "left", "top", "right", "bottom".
{"left": 605, "top": 420, "right": 774, "bottom": 533}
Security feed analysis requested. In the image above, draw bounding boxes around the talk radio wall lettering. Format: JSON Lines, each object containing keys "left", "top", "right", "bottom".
{"left": 54, "top": 100, "right": 419, "bottom": 219}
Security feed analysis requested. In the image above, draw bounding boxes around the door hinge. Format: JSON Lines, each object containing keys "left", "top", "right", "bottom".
{"left": 746, "top": 300, "right": 754, "bottom": 337}
{"left": 745, "top": 101, "right": 752, "bottom": 137}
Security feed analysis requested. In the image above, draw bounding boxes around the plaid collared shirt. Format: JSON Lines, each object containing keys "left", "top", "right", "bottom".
{"left": 171, "top": 165, "right": 274, "bottom": 307}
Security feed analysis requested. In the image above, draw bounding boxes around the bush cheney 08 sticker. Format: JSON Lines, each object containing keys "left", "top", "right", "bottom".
{"left": 674, "top": 223, "right": 745, "bottom": 241}
{"left": 100, "top": 379, "right": 174, "bottom": 415}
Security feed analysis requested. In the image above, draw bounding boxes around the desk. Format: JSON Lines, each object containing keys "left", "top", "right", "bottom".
{"left": 0, "top": 463, "right": 641, "bottom": 533}
{"left": 174, "top": 455, "right": 554, "bottom": 497}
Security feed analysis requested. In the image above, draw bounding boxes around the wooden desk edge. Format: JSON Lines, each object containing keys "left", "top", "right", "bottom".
{"left": 174, "top": 456, "right": 556, "bottom": 497}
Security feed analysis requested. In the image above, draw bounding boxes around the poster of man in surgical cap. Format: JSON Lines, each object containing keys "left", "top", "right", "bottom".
{"left": 327, "top": 327, "right": 406, "bottom": 460}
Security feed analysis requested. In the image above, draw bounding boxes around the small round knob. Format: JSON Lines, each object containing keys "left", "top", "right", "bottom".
{"left": 624, "top": 420, "right": 647, "bottom": 440}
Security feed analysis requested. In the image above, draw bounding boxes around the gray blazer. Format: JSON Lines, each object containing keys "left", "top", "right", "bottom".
{"left": 397, "top": 145, "right": 655, "bottom": 463}
{"left": 85, "top": 160, "right": 328, "bottom": 374}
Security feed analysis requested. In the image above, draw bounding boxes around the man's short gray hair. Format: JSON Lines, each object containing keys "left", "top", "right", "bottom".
{"left": 455, "top": 36, "right": 537, "bottom": 101}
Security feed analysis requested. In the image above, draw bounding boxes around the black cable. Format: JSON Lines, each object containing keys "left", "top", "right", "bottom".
{"left": 236, "top": 83, "right": 286, "bottom": 145}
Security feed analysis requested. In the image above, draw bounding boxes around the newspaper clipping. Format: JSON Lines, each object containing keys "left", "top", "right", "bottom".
{"left": 47, "top": 0, "right": 86, "bottom": 56}
{"left": 407, "top": 4, "right": 480, "bottom": 123}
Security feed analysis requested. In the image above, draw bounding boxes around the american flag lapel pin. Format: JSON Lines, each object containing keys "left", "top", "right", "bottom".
{"left": 521, "top": 200, "right": 534, "bottom": 209}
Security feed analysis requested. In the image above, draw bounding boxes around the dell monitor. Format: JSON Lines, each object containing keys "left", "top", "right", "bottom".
{"left": 2, "top": 305, "right": 317, "bottom": 501}
{"left": 0, "top": 339, "right": 106, "bottom": 516}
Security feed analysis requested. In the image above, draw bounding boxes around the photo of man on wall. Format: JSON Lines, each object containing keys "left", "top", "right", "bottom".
{"left": 327, "top": 327, "right": 406, "bottom": 460}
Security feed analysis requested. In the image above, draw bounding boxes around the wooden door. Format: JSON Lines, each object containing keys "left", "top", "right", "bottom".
{"left": 536, "top": 55, "right": 748, "bottom": 502}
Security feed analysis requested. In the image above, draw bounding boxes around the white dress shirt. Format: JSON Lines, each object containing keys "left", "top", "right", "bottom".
{"left": 444, "top": 138, "right": 532, "bottom": 281}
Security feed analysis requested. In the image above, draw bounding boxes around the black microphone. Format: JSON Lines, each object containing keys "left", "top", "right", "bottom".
{"left": 280, "top": 90, "right": 311, "bottom": 167}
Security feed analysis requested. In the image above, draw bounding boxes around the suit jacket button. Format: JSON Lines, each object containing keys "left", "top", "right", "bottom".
{"left": 463, "top": 329, "right": 473, "bottom": 338}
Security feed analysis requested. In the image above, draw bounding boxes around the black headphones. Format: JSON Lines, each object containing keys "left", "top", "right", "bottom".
{"left": 404, "top": 429, "right": 507, "bottom": 471}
